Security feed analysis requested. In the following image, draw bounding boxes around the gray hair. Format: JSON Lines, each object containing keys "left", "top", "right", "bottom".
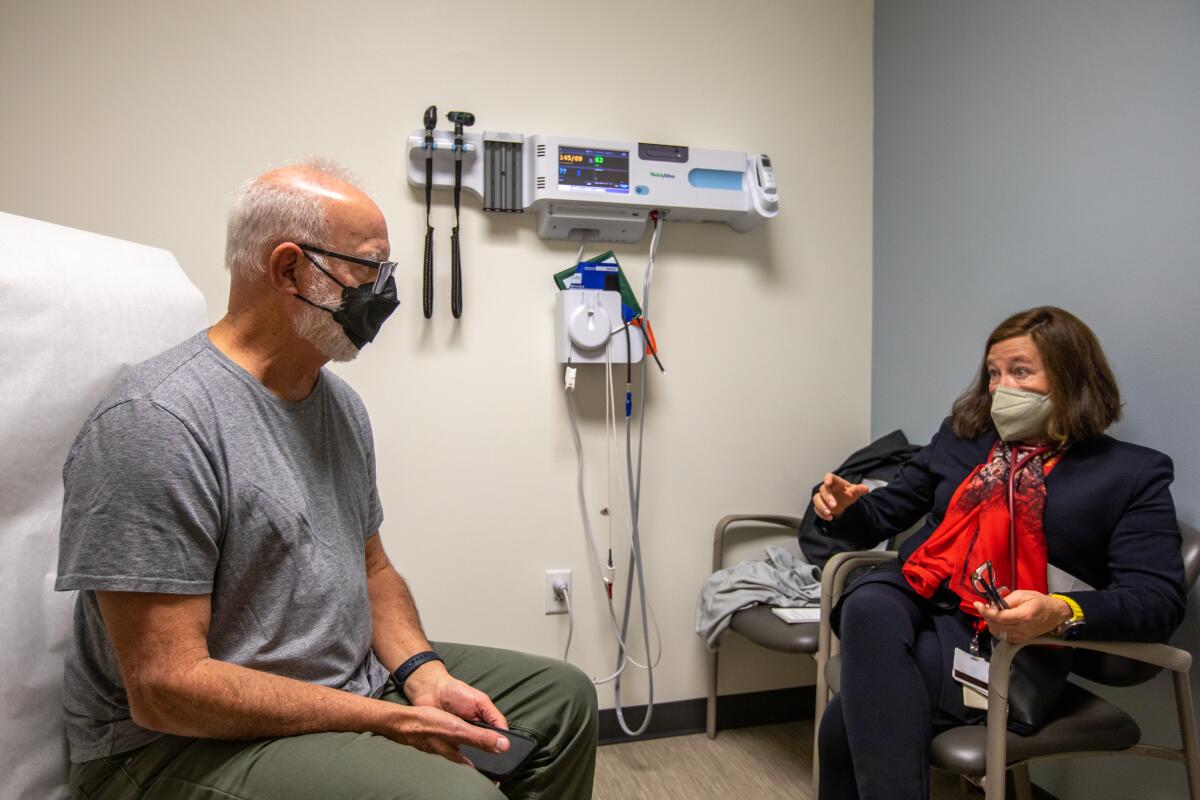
{"left": 224, "top": 157, "right": 361, "bottom": 277}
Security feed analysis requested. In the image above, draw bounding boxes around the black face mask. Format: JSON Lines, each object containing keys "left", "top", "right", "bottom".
{"left": 296, "top": 254, "right": 399, "bottom": 350}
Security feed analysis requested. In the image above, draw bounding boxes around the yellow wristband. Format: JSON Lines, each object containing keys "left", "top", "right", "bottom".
{"left": 1050, "top": 593, "right": 1084, "bottom": 623}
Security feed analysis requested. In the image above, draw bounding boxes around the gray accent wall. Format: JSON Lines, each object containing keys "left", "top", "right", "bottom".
{"left": 873, "top": 1, "right": 1200, "bottom": 797}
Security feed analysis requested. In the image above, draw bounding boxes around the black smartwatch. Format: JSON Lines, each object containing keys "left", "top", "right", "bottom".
{"left": 392, "top": 650, "right": 444, "bottom": 690}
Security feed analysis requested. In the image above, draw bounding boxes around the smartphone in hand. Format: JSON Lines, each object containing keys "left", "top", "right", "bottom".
{"left": 459, "top": 721, "right": 538, "bottom": 780}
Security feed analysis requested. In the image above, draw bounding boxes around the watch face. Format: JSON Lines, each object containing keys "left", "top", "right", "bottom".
{"left": 1057, "top": 620, "right": 1084, "bottom": 639}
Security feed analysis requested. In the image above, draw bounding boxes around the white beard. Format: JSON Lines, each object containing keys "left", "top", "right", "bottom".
{"left": 292, "top": 279, "right": 360, "bottom": 363}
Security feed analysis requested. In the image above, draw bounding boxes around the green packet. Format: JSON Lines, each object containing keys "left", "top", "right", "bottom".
{"left": 552, "top": 250, "right": 643, "bottom": 319}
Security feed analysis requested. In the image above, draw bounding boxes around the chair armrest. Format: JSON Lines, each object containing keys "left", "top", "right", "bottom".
{"left": 982, "top": 635, "right": 1193, "bottom": 798}
{"left": 986, "top": 636, "right": 1192, "bottom": 752}
{"left": 817, "top": 550, "right": 899, "bottom": 660}
{"left": 990, "top": 637, "right": 1192, "bottom": 689}
{"left": 712, "top": 514, "right": 806, "bottom": 572}
{"left": 822, "top": 549, "right": 900, "bottom": 602}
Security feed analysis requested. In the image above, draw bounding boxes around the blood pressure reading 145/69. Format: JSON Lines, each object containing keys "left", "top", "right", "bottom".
{"left": 558, "top": 146, "right": 630, "bottom": 195}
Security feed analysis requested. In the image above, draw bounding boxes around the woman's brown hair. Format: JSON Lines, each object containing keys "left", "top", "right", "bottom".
{"left": 951, "top": 306, "right": 1122, "bottom": 443}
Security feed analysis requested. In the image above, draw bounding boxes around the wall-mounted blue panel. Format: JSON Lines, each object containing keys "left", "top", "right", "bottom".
{"left": 687, "top": 168, "right": 743, "bottom": 191}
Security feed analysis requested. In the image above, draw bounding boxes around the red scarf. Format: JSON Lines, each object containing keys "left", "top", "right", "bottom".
{"left": 901, "top": 442, "right": 1063, "bottom": 617}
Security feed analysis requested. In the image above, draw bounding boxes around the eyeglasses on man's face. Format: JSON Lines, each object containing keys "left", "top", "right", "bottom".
{"left": 297, "top": 243, "right": 397, "bottom": 295}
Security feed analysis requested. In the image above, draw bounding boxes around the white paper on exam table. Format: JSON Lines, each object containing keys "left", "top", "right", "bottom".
{"left": 0, "top": 212, "right": 207, "bottom": 800}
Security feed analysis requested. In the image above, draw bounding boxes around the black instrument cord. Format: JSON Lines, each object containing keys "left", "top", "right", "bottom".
{"left": 450, "top": 133, "right": 464, "bottom": 319}
{"left": 421, "top": 105, "right": 436, "bottom": 319}
{"left": 445, "top": 110, "right": 474, "bottom": 319}
{"left": 423, "top": 163, "right": 434, "bottom": 319}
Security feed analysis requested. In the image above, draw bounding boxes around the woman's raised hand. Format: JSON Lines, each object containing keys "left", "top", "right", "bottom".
{"left": 813, "top": 473, "right": 870, "bottom": 521}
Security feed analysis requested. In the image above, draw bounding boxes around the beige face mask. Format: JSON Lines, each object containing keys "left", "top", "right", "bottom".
{"left": 990, "top": 385, "right": 1053, "bottom": 442}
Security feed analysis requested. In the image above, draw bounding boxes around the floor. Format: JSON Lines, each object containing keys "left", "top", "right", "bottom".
{"left": 593, "top": 721, "right": 987, "bottom": 800}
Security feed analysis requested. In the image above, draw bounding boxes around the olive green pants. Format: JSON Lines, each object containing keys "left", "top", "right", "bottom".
{"left": 69, "top": 643, "right": 598, "bottom": 800}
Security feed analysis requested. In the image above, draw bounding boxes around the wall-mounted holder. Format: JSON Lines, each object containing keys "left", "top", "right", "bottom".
{"left": 407, "top": 131, "right": 481, "bottom": 199}
{"left": 555, "top": 290, "right": 645, "bottom": 364}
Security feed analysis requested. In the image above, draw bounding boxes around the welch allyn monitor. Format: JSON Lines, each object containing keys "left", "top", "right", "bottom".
{"left": 406, "top": 127, "right": 778, "bottom": 243}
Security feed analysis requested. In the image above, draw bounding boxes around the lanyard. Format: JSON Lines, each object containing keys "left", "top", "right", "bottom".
{"left": 1005, "top": 443, "right": 1053, "bottom": 588}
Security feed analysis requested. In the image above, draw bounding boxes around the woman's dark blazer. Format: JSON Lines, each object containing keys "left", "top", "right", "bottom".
{"left": 820, "top": 417, "right": 1186, "bottom": 643}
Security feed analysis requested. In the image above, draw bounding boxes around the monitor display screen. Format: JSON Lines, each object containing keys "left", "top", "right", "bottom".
{"left": 557, "top": 146, "right": 630, "bottom": 195}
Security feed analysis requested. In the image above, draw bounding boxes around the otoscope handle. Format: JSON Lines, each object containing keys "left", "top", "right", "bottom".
{"left": 423, "top": 226, "right": 434, "bottom": 319}
{"left": 422, "top": 128, "right": 435, "bottom": 320}
{"left": 450, "top": 226, "right": 462, "bottom": 319}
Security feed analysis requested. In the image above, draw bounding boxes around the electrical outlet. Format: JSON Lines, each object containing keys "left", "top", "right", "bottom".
{"left": 545, "top": 569, "right": 571, "bottom": 614}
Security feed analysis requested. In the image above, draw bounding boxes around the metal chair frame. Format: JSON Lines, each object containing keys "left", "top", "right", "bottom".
{"left": 707, "top": 514, "right": 816, "bottom": 739}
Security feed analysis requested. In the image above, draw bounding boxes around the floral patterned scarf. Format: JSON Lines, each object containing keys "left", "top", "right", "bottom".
{"left": 902, "top": 442, "right": 1063, "bottom": 617}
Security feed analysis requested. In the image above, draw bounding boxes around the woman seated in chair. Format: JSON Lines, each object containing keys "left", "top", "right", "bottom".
{"left": 814, "top": 306, "right": 1186, "bottom": 800}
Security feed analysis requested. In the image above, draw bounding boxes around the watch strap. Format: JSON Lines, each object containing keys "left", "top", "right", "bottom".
{"left": 1050, "top": 593, "right": 1084, "bottom": 622}
{"left": 392, "top": 650, "right": 444, "bottom": 689}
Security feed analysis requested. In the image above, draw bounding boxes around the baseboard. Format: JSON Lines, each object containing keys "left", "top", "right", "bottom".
{"left": 598, "top": 685, "right": 815, "bottom": 744}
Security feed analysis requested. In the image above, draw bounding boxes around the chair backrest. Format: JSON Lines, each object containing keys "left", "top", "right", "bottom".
{"left": 1072, "top": 521, "right": 1199, "bottom": 687}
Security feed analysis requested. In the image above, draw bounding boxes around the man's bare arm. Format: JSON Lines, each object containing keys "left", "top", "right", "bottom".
{"left": 364, "top": 532, "right": 437, "bottom": 673}
{"left": 363, "top": 533, "right": 508, "bottom": 730}
{"left": 96, "top": 590, "right": 504, "bottom": 763}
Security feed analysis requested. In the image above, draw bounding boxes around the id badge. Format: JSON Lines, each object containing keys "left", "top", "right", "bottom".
{"left": 962, "top": 683, "right": 989, "bottom": 710}
{"left": 952, "top": 647, "right": 990, "bottom": 696}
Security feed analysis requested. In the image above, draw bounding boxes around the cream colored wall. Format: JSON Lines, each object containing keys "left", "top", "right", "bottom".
{"left": 0, "top": 0, "right": 873, "bottom": 708}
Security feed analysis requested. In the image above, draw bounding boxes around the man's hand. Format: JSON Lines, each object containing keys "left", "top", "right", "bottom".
{"left": 404, "top": 662, "right": 509, "bottom": 732}
{"left": 382, "top": 704, "right": 510, "bottom": 766}
{"left": 399, "top": 664, "right": 510, "bottom": 766}
{"left": 813, "top": 472, "right": 870, "bottom": 521}
{"left": 974, "top": 590, "right": 1072, "bottom": 644}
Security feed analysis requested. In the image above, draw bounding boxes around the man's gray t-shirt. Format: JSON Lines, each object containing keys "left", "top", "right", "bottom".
{"left": 55, "top": 331, "right": 389, "bottom": 763}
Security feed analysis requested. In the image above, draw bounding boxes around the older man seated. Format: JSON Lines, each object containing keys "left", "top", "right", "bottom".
{"left": 55, "top": 159, "right": 598, "bottom": 800}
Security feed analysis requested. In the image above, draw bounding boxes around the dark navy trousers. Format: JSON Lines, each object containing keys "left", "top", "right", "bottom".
{"left": 818, "top": 579, "right": 979, "bottom": 800}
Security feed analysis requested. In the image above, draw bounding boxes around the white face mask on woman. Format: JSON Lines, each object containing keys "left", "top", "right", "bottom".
{"left": 990, "top": 385, "right": 1053, "bottom": 442}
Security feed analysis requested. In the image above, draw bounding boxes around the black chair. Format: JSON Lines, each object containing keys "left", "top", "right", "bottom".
{"left": 814, "top": 522, "right": 1200, "bottom": 800}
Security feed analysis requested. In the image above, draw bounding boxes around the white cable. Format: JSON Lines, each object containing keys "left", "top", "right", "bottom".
{"left": 605, "top": 344, "right": 614, "bottom": 560}
{"left": 627, "top": 220, "right": 665, "bottom": 658}
{"left": 602, "top": 330, "right": 663, "bottom": 671}
{"left": 599, "top": 357, "right": 664, "bottom": 675}
{"left": 606, "top": 348, "right": 630, "bottom": 544}
{"left": 619, "top": 602, "right": 664, "bottom": 670}
{"left": 566, "top": 357, "right": 638, "bottom": 686}
{"left": 605, "top": 336, "right": 663, "bottom": 673}
{"left": 601, "top": 346, "right": 664, "bottom": 670}
{"left": 588, "top": 597, "right": 631, "bottom": 685}
{"left": 643, "top": 219, "right": 663, "bottom": 299}
{"left": 610, "top": 215, "right": 665, "bottom": 737}
{"left": 564, "top": 384, "right": 612, "bottom": 592}
{"left": 599, "top": 589, "right": 664, "bottom": 670}
{"left": 560, "top": 585, "right": 574, "bottom": 662}
{"left": 560, "top": 221, "right": 668, "bottom": 711}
